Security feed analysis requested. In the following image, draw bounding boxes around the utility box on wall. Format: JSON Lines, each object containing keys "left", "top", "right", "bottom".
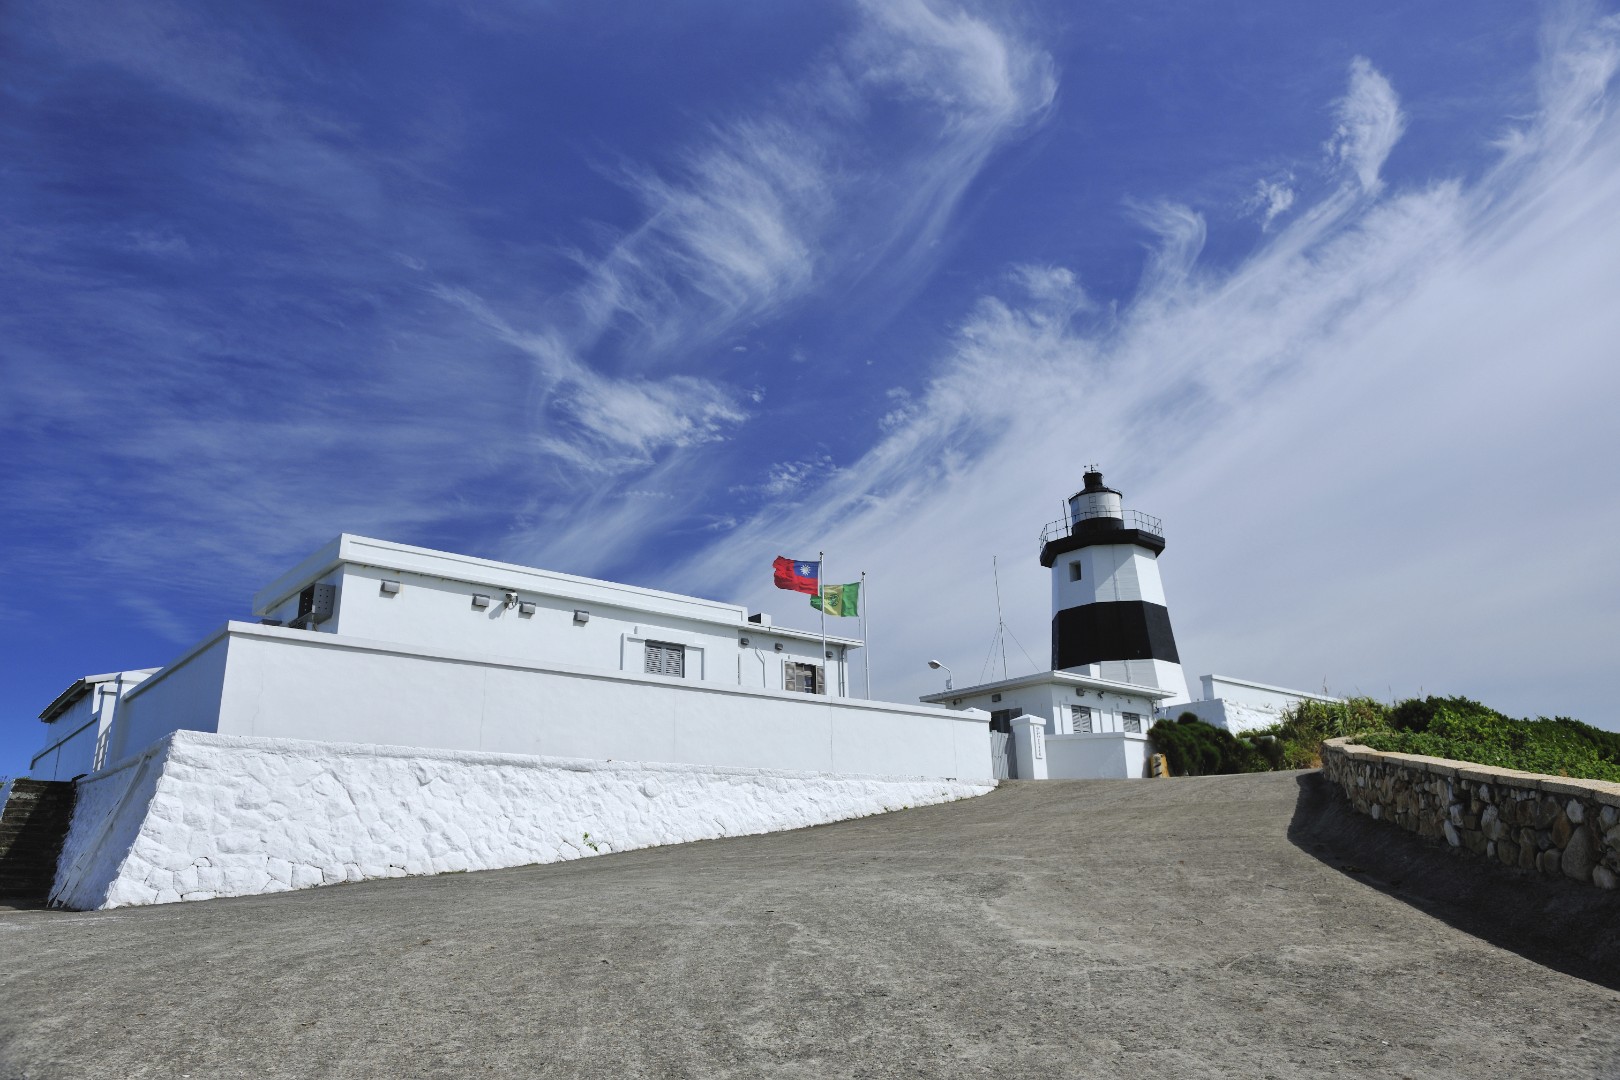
{"left": 296, "top": 582, "right": 337, "bottom": 627}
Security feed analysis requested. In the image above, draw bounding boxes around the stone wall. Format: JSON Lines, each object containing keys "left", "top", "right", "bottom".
{"left": 1320, "top": 737, "right": 1620, "bottom": 890}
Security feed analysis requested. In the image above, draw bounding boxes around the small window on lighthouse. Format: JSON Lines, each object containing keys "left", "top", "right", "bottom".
{"left": 1069, "top": 561, "right": 1083, "bottom": 582}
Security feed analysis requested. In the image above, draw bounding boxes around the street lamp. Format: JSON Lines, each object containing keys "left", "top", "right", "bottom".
{"left": 927, "top": 659, "right": 952, "bottom": 690}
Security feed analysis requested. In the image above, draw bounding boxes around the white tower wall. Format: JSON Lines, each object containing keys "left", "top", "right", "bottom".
{"left": 1043, "top": 470, "right": 1190, "bottom": 706}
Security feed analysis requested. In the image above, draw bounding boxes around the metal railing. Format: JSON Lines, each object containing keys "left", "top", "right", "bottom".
{"left": 1038, "top": 508, "right": 1163, "bottom": 550}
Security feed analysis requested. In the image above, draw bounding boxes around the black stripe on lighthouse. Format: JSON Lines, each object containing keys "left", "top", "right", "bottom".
{"left": 1051, "top": 601, "right": 1180, "bottom": 670}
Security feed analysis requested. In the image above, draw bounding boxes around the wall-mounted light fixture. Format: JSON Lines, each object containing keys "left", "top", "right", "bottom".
{"left": 503, "top": 591, "right": 520, "bottom": 609}
{"left": 379, "top": 580, "right": 401, "bottom": 596}
{"left": 573, "top": 609, "right": 590, "bottom": 625}
{"left": 518, "top": 601, "right": 536, "bottom": 616}
{"left": 472, "top": 594, "right": 491, "bottom": 610}
{"left": 991, "top": 693, "right": 1002, "bottom": 703}
{"left": 825, "top": 650, "right": 833, "bottom": 660}
{"left": 739, "top": 637, "right": 750, "bottom": 647}
{"left": 774, "top": 643, "right": 783, "bottom": 652}
{"left": 927, "top": 659, "right": 952, "bottom": 690}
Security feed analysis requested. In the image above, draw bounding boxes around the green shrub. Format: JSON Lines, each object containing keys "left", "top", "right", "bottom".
{"left": 1247, "top": 696, "right": 1391, "bottom": 769}
{"left": 1148, "top": 714, "right": 1269, "bottom": 776}
{"left": 1354, "top": 695, "right": 1620, "bottom": 783}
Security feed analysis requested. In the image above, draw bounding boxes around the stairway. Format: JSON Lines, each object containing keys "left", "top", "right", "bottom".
{"left": 0, "top": 779, "right": 77, "bottom": 902}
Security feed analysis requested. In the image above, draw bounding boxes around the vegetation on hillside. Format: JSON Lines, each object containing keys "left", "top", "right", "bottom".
{"left": 1150, "top": 694, "right": 1620, "bottom": 782}
{"left": 1355, "top": 696, "right": 1620, "bottom": 783}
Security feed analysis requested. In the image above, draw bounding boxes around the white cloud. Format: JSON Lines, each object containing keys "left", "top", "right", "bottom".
{"left": 433, "top": 286, "right": 749, "bottom": 471}
{"left": 1249, "top": 177, "right": 1297, "bottom": 230}
{"left": 677, "top": 20, "right": 1620, "bottom": 725}
{"left": 1326, "top": 56, "right": 1406, "bottom": 194}
{"left": 851, "top": 0, "right": 1057, "bottom": 129}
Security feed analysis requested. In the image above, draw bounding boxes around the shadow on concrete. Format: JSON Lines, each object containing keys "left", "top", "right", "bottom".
{"left": 1287, "top": 770, "right": 1620, "bottom": 991}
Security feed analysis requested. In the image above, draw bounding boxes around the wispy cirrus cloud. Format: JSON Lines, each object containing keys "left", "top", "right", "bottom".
{"left": 1327, "top": 56, "right": 1406, "bottom": 194}
{"left": 533, "top": 0, "right": 1057, "bottom": 378}
{"left": 677, "top": 19, "right": 1620, "bottom": 722}
{"left": 0, "top": 0, "right": 1058, "bottom": 625}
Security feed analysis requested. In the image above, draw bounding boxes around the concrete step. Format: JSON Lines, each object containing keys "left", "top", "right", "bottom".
{"left": 0, "top": 781, "right": 76, "bottom": 902}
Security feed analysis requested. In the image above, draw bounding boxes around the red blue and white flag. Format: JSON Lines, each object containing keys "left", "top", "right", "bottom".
{"left": 772, "top": 556, "right": 820, "bottom": 595}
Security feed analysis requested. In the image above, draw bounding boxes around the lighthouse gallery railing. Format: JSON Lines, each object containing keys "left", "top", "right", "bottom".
{"left": 1038, "top": 508, "right": 1164, "bottom": 550}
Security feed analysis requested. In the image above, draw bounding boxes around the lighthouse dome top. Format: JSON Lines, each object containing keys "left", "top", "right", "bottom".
{"left": 1076, "top": 468, "right": 1120, "bottom": 498}
{"left": 1039, "top": 468, "right": 1165, "bottom": 567}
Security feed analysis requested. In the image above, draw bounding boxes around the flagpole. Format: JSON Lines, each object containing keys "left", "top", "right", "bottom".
{"left": 818, "top": 550, "right": 828, "bottom": 696}
{"left": 861, "top": 570, "right": 870, "bottom": 700}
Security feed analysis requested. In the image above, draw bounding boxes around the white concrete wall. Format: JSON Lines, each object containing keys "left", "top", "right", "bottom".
{"left": 1169, "top": 697, "right": 1283, "bottom": 735}
{"left": 106, "top": 623, "right": 991, "bottom": 782}
{"left": 50, "top": 730, "right": 996, "bottom": 910}
{"left": 1172, "top": 676, "right": 1341, "bottom": 734}
{"left": 1200, "top": 675, "right": 1338, "bottom": 712}
{"left": 1044, "top": 732, "right": 1152, "bottom": 780}
{"left": 109, "top": 636, "right": 233, "bottom": 764}
{"left": 29, "top": 713, "right": 99, "bottom": 781}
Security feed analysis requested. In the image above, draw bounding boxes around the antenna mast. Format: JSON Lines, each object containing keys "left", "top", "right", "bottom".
{"left": 993, "top": 555, "right": 1008, "bottom": 681}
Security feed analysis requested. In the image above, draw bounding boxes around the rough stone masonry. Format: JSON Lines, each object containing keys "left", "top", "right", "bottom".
{"left": 1321, "top": 736, "right": 1620, "bottom": 890}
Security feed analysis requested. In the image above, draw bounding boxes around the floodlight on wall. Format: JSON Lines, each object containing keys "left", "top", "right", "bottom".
{"left": 379, "top": 580, "right": 401, "bottom": 596}
{"left": 573, "top": 609, "right": 590, "bottom": 625}
{"left": 774, "top": 643, "right": 783, "bottom": 652}
{"left": 739, "top": 637, "right": 749, "bottom": 647}
{"left": 472, "top": 594, "right": 491, "bottom": 609}
{"left": 518, "top": 601, "right": 537, "bottom": 616}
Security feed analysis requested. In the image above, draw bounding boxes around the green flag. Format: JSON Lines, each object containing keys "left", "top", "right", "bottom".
{"left": 811, "top": 581, "right": 860, "bottom": 617}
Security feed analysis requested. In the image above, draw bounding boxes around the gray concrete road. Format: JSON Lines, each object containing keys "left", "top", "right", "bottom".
{"left": 2, "top": 771, "right": 1618, "bottom": 1079}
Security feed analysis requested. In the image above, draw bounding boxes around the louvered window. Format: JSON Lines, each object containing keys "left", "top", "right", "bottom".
{"left": 1071, "top": 705, "right": 1093, "bottom": 733}
{"left": 1122, "top": 712, "right": 1143, "bottom": 733}
{"left": 644, "top": 641, "right": 685, "bottom": 677}
{"left": 784, "top": 661, "right": 821, "bottom": 695}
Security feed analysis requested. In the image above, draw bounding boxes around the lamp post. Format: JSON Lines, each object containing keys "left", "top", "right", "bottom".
{"left": 927, "top": 659, "right": 952, "bottom": 691}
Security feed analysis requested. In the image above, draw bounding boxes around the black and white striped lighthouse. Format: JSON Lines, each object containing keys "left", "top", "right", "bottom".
{"left": 1038, "top": 469, "right": 1190, "bottom": 703}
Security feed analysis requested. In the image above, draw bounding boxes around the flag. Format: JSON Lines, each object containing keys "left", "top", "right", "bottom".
{"left": 773, "top": 556, "right": 820, "bottom": 595}
{"left": 811, "top": 581, "right": 860, "bottom": 617}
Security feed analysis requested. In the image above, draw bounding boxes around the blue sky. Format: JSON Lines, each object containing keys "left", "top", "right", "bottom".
{"left": 5, "top": 1, "right": 1619, "bottom": 776}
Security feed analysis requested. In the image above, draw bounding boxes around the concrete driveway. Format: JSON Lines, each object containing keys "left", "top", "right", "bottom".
{"left": 2, "top": 771, "right": 1617, "bottom": 1079}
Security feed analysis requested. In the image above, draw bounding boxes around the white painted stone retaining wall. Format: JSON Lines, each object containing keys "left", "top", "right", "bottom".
{"left": 51, "top": 731, "right": 995, "bottom": 910}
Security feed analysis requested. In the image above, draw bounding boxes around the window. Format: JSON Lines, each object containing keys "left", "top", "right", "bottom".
{"left": 1122, "top": 712, "right": 1142, "bottom": 734}
{"left": 989, "top": 709, "right": 1015, "bottom": 734}
{"left": 784, "top": 661, "right": 821, "bottom": 695}
{"left": 1071, "top": 705, "right": 1093, "bottom": 733}
{"left": 1069, "top": 560, "right": 1083, "bottom": 582}
{"left": 644, "top": 641, "right": 685, "bottom": 678}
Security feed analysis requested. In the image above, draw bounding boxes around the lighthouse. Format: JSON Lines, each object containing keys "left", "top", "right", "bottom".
{"left": 1039, "top": 469, "right": 1190, "bottom": 704}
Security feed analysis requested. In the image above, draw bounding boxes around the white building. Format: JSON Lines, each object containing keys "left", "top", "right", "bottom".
{"left": 20, "top": 535, "right": 994, "bottom": 910}
{"left": 31, "top": 534, "right": 990, "bottom": 784}
{"left": 922, "top": 469, "right": 1334, "bottom": 778}
{"left": 30, "top": 669, "right": 158, "bottom": 782}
